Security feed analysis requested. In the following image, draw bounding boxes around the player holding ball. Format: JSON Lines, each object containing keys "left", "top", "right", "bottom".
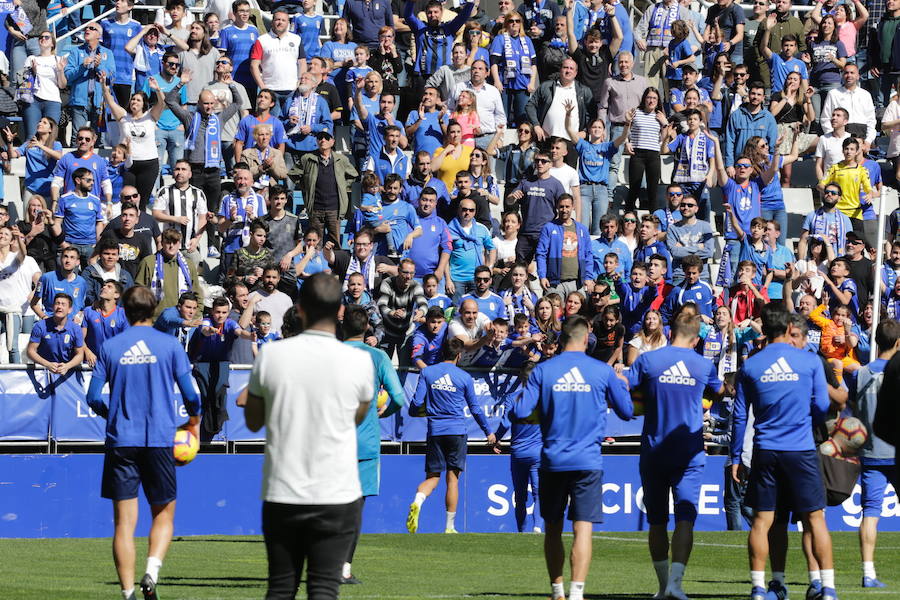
{"left": 87, "top": 285, "right": 201, "bottom": 600}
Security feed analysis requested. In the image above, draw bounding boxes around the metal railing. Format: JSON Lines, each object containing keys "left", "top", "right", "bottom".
{"left": 48, "top": 4, "right": 209, "bottom": 43}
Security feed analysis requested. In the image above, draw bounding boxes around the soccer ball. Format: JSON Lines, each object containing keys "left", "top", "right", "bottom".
{"left": 830, "top": 416, "right": 868, "bottom": 455}
{"left": 819, "top": 438, "right": 842, "bottom": 458}
{"left": 377, "top": 388, "right": 389, "bottom": 410}
{"left": 173, "top": 429, "right": 199, "bottom": 466}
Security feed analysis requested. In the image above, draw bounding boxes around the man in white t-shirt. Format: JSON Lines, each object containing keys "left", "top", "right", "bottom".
{"left": 547, "top": 136, "right": 581, "bottom": 220}
{"left": 447, "top": 298, "right": 493, "bottom": 366}
{"left": 0, "top": 225, "right": 41, "bottom": 364}
{"left": 248, "top": 8, "right": 306, "bottom": 118}
{"left": 814, "top": 107, "right": 851, "bottom": 182}
{"left": 242, "top": 266, "right": 293, "bottom": 336}
{"left": 244, "top": 272, "right": 373, "bottom": 600}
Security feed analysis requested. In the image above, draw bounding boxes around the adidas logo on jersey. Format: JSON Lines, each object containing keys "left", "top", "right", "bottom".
{"left": 659, "top": 361, "right": 696, "bottom": 385}
{"left": 119, "top": 340, "right": 158, "bottom": 365}
{"left": 553, "top": 367, "right": 592, "bottom": 392}
{"left": 431, "top": 374, "right": 457, "bottom": 392}
{"left": 760, "top": 357, "right": 799, "bottom": 382}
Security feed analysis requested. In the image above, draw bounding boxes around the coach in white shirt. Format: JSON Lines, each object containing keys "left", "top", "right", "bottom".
{"left": 450, "top": 60, "right": 506, "bottom": 151}
{"left": 244, "top": 272, "right": 373, "bottom": 600}
{"left": 820, "top": 63, "right": 876, "bottom": 145}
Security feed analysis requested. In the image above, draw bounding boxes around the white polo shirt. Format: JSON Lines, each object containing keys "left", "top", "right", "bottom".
{"left": 249, "top": 330, "right": 373, "bottom": 505}
{"left": 249, "top": 30, "right": 304, "bottom": 91}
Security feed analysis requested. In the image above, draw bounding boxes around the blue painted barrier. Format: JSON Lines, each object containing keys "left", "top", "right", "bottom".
{"left": 0, "top": 455, "right": 895, "bottom": 538}
{"left": 0, "top": 368, "right": 645, "bottom": 443}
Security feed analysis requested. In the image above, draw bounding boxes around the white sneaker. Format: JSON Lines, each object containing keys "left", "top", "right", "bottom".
{"left": 664, "top": 585, "right": 690, "bottom": 600}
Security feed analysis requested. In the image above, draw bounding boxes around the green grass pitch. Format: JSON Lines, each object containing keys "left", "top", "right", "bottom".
{"left": 2, "top": 531, "right": 898, "bottom": 599}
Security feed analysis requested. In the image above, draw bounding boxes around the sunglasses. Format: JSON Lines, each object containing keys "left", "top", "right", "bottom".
{"left": 668, "top": 191, "right": 683, "bottom": 197}
{"left": 735, "top": 72, "right": 749, "bottom": 77}
{"left": 39, "top": 34, "right": 53, "bottom": 40}
{"left": 680, "top": 202, "right": 697, "bottom": 208}
{"left": 77, "top": 136, "right": 93, "bottom": 141}
{"left": 848, "top": 239, "right": 864, "bottom": 245}
{"left": 460, "top": 207, "right": 476, "bottom": 213}
{"left": 824, "top": 190, "right": 840, "bottom": 195}
{"left": 507, "top": 18, "right": 522, "bottom": 23}
{"left": 534, "top": 158, "right": 550, "bottom": 164}
{"left": 167, "top": 61, "right": 181, "bottom": 66}
{"left": 122, "top": 193, "right": 140, "bottom": 200}
{"left": 623, "top": 218, "right": 637, "bottom": 223}
{"left": 475, "top": 277, "right": 492, "bottom": 282}
{"left": 216, "top": 60, "right": 230, "bottom": 65}
{"left": 736, "top": 163, "right": 753, "bottom": 168}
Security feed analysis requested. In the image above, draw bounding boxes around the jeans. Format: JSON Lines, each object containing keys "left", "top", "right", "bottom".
{"left": 581, "top": 182, "right": 609, "bottom": 235}
{"left": 23, "top": 98, "right": 61, "bottom": 140}
{"left": 156, "top": 128, "right": 185, "bottom": 175}
{"left": 270, "top": 90, "right": 294, "bottom": 119}
{"left": 9, "top": 36, "right": 40, "bottom": 86}
{"left": 810, "top": 82, "right": 839, "bottom": 129}
{"left": 0, "top": 312, "right": 34, "bottom": 364}
{"left": 450, "top": 279, "right": 477, "bottom": 305}
{"left": 607, "top": 123, "right": 625, "bottom": 187}
{"left": 511, "top": 455, "right": 541, "bottom": 533}
{"left": 70, "top": 105, "right": 103, "bottom": 144}
{"left": 222, "top": 139, "right": 236, "bottom": 173}
{"left": 263, "top": 499, "right": 362, "bottom": 600}
{"left": 761, "top": 207, "right": 787, "bottom": 246}
{"left": 724, "top": 463, "right": 753, "bottom": 530}
{"left": 502, "top": 88, "right": 530, "bottom": 127}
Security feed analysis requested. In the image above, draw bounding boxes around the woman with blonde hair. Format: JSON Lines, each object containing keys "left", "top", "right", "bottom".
{"left": 15, "top": 194, "right": 59, "bottom": 272}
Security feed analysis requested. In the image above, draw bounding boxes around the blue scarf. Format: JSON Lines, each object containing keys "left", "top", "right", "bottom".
{"left": 448, "top": 218, "right": 484, "bottom": 259}
{"left": 185, "top": 112, "right": 221, "bottom": 169}
{"left": 152, "top": 251, "right": 192, "bottom": 301}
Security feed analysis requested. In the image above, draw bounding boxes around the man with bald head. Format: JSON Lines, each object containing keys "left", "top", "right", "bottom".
{"left": 447, "top": 297, "right": 495, "bottom": 366}
{"left": 524, "top": 57, "right": 593, "bottom": 167}
{"left": 446, "top": 198, "right": 496, "bottom": 304}
{"left": 166, "top": 69, "right": 243, "bottom": 251}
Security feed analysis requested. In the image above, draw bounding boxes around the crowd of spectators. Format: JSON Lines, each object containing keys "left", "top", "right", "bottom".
{"left": 2, "top": 0, "right": 900, "bottom": 427}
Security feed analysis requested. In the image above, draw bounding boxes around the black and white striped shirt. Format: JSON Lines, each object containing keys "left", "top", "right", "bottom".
{"left": 152, "top": 184, "right": 209, "bottom": 247}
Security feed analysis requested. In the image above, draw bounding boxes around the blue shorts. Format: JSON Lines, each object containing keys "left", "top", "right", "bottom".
{"left": 746, "top": 449, "right": 825, "bottom": 514}
{"left": 101, "top": 447, "right": 177, "bottom": 505}
{"left": 425, "top": 434, "right": 467, "bottom": 473}
{"left": 640, "top": 453, "right": 705, "bottom": 525}
{"left": 539, "top": 469, "right": 604, "bottom": 523}
{"left": 861, "top": 464, "right": 897, "bottom": 518}
{"left": 358, "top": 457, "right": 380, "bottom": 497}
